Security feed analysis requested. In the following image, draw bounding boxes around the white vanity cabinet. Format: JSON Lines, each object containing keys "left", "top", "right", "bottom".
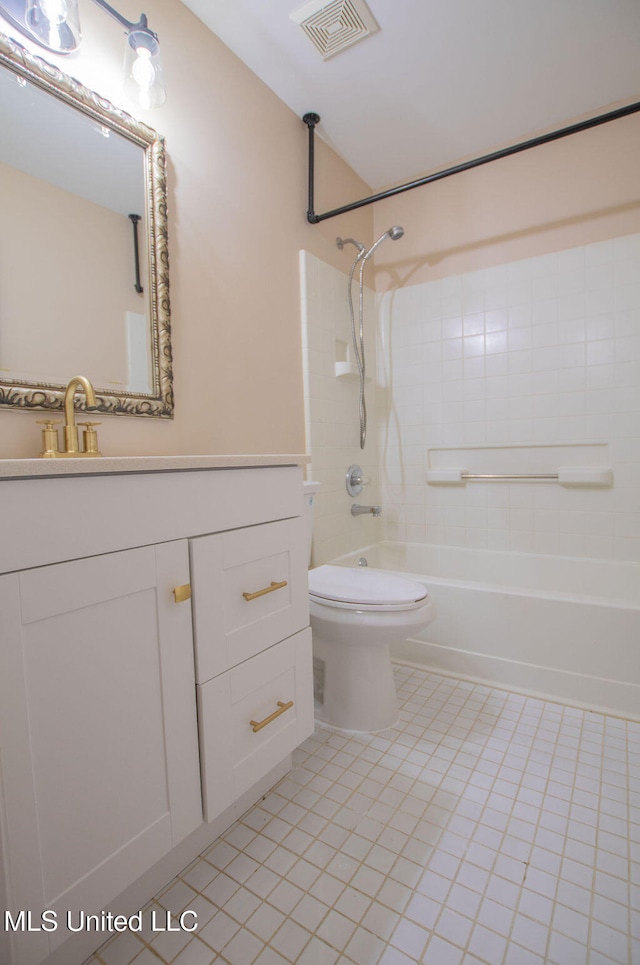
{"left": 0, "top": 461, "right": 312, "bottom": 965}
{"left": 0, "top": 541, "right": 202, "bottom": 965}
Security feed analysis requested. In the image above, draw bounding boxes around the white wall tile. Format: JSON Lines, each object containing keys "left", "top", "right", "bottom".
{"left": 375, "top": 233, "right": 640, "bottom": 561}
{"left": 301, "top": 238, "right": 640, "bottom": 563}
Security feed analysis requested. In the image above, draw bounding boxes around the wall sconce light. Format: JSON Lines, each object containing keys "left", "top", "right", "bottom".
{"left": 0, "top": 0, "right": 165, "bottom": 108}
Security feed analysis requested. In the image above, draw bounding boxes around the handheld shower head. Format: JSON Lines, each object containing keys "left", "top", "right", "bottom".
{"left": 338, "top": 226, "right": 404, "bottom": 451}
{"left": 362, "top": 225, "right": 405, "bottom": 261}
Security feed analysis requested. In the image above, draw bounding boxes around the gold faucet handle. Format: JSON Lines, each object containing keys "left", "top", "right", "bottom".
{"left": 77, "top": 421, "right": 102, "bottom": 456}
{"left": 37, "top": 420, "right": 61, "bottom": 458}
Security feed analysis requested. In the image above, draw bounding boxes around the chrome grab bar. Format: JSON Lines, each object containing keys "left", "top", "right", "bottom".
{"left": 461, "top": 473, "right": 559, "bottom": 481}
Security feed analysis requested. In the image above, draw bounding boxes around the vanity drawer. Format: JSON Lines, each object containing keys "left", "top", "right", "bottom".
{"left": 197, "top": 628, "right": 313, "bottom": 822}
{"left": 190, "top": 516, "right": 308, "bottom": 682}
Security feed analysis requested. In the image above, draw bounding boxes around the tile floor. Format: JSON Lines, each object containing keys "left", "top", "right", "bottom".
{"left": 87, "top": 666, "right": 639, "bottom": 965}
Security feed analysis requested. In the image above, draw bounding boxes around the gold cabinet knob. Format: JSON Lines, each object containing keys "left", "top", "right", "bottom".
{"left": 173, "top": 584, "right": 192, "bottom": 604}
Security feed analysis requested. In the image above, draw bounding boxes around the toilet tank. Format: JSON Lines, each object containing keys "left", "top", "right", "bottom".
{"left": 302, "top": 481, "right": 321, "bottom": 567}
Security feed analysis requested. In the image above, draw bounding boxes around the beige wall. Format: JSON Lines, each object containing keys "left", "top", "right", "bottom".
{"left": 371, "top": 111, "right": 640, "bottom": 290}
{"left": 0, "top": 0, "right": 372, "bottom": 458}
{"left": 0, "top": 162, "right": 143, "bottom": 389}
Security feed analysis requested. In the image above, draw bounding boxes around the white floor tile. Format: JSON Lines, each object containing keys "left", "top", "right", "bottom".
{"left": 86, "top": 667, "right": 636, "bottom": 965}
{"left": 171, "top": 938, "right": 217, "bottom": 965}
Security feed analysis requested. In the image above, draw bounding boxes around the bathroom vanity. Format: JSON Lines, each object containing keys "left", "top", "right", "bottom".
{"left": 0, "top": 457, "right": 312, "bottom": 965}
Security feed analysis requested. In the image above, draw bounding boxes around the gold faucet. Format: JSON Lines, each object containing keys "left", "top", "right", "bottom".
{"left": 63, "top": 375, "right": 97, "bottom": 454}
{"left": 38, "top": 376, "right": 102, "bottom": 458}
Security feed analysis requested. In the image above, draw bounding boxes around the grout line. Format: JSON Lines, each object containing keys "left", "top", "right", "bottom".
{"left": 85, "top": 666, "right": 636, "bottom": 965}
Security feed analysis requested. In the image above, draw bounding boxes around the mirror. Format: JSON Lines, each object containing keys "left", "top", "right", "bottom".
{"left": 0, "top": 32, "right": 173, "bottom": 417}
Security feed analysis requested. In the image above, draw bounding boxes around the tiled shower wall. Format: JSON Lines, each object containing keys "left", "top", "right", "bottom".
{"left": 379, "top": 232, "right": 640, "bottom": 561}
{"left": 300, "top": 251, "right": 383, "bottom": 565}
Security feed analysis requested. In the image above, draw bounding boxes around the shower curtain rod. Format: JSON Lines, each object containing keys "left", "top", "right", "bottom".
{"left": 302, "top": 100, "right": 640, "bottom": 224}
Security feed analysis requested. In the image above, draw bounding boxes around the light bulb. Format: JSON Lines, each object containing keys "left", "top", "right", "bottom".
{"left": 123, "top": 29, "right": 166, "bottom": 109}
{"left": 34, "top": 0, "right": 67, "bottom": 25}
{"left": 132, "top": 47, "right": 155, "bottom": 90}
{"left": 25, "top": 0, "right": 81, "bottom": 52}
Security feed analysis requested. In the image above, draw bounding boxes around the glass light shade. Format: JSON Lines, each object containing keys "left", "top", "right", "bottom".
{"left": 25, "top": 0, "right": 81, "bottom": 52}
{"left": 123, "top": 28, "right": 165, "bottom": 110}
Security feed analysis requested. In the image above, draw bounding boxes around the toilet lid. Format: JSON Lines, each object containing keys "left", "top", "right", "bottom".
{"left": 309, "top": 564, "right": 428, "bottom": 606}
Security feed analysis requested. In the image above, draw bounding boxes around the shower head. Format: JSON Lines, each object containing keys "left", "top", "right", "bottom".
{"left": 337, "top": 236, "right": 366, "bottom": 254}
{"left": 362, "top": 225, "right": 405, "bottom": 261}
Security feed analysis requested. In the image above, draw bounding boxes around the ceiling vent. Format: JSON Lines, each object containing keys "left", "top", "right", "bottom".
{"left": 290, "top": 0, "right": 380, "bottom": 60}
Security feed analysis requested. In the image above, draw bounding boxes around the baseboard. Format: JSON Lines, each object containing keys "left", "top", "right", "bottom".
{"left": 392, "top": 638, "right": 640, "bottom": 723}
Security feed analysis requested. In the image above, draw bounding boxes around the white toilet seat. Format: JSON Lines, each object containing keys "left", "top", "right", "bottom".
{"left": 308, "top": 564, "right": 428, "bottom": 612}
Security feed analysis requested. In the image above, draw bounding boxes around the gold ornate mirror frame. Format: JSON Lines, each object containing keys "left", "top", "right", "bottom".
{"left": 0, "top": 32, "right": 173, "bottom": 417}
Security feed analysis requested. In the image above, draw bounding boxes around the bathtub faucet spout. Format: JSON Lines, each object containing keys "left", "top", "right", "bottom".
{"left": 351, "top": 504, "right": 382, "bottom": 517}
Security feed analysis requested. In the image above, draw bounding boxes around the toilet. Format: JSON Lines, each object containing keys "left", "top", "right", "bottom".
{"left": 304, "top": 481, "right": 436, "bottom": 732}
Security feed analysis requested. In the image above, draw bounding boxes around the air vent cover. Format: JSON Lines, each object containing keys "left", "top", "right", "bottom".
{"left": 290, "top": 0, "right": 380, "bottom": 60}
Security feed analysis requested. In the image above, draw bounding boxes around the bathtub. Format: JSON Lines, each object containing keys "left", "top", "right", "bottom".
{"left": 331, "top": 542, "right": 640, "bottom": 720}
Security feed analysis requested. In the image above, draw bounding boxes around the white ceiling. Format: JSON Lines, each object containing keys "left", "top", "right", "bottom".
{"left": 180, "top": 0, "right": 640, "bottom": 191}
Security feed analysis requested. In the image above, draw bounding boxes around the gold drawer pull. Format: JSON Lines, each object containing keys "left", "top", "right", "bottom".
{"left": 173, "top": 584, "right": 191, "bottom": 603}
{"left": 250, "top": 700, "right": 294, "bottom": 733}
{"left": 242, "top": 580, "right": 288, "bottom": 602}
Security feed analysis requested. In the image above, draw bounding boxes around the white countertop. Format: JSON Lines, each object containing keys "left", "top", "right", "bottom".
{"left": 0, "top": 453, "right": 309, "bottom": 480}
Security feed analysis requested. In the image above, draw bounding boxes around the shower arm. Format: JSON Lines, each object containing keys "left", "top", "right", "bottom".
{"left": 302, "top": 101, "right": 640, "bottom": 224}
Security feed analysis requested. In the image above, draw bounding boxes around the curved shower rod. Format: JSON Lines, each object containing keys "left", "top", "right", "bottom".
{"left": 302, "top": 100, "right": 640, "bottom": 225}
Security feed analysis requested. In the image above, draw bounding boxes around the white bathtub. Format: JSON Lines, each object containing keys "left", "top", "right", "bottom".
{"left": 331, "top": 542, "right": 640, "bottom": 720}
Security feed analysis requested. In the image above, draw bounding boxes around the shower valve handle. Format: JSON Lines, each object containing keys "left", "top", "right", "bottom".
{"left": 346, "top": 464, "right": 370, "bottom": 496}
{"left": 354, "top": 473, "right": 371, "bottom": 487}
